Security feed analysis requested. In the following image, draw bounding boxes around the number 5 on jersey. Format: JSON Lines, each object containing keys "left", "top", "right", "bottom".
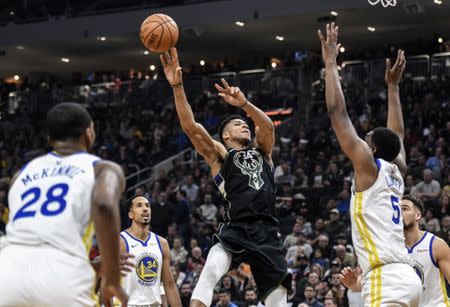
{"left": 13, "top": 183, "right": 69, "bottom": 222}
{"left": 391, "top": 195, "right": 400, "bottom": 225}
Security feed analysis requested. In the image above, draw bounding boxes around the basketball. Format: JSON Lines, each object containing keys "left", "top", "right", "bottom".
{"left": 140, "top": 13, "right": 179, "bottom": 53}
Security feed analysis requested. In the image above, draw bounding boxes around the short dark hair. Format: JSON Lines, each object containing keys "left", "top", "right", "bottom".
{"left": 371, "top": 127, "right": 401, "bottom": 162}
{"left": 46, "top": 103, "right": 92, "bottom": 141}
{"left": 126, "top": 194, "right": 150, "bottom": 212}
{"left": 219, "top": 289, "right": 231, "bottom": 295}
{"left": 403, "top": 194, "right": 425, "bottom": 217}
{"left": 218, "top": 115, "right": 247, "bottom": 143}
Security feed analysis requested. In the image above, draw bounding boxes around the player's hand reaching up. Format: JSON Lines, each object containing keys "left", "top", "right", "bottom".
{"left": 160, "top": 47, "right": 183, "bottom": 87}
{"left": 318, "top": 23, "right": 341, "bottom": 65}
{"left": 340, "top": 266, "right": 360, "bottom": 289}
{"left": 385, "top": 49, "right": 406, "bottom": 86}
{"left": 215, "top": 78, "right": 247, "bottom": 107}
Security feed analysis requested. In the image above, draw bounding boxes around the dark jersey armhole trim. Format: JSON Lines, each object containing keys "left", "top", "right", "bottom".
{"left": 155, "top": 234, "right": 163, "bottom": 254}
{"left": 430, "top": 235, "right": 439, "bottom": 268}
{"left": 120, "top": 233, "right": 129, "bottom": 253}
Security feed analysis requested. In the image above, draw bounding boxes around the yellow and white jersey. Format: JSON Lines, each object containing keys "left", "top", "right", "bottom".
{"left": 408, "top": 231, "right": 450, "bottom": 307}
{"left": 5, "top": 151, "right": 100, "bottom": 260}
{"left": 120, "top": 230, "right": 163, "bottom": 306}
{"left": 350, "top": 158, "right": 411, "bottom": 276}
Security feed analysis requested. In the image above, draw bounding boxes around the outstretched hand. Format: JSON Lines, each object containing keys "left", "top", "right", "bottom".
{"left": 385, "top": 49, "right": 406, "bottom": 86}
{"left": 160, "top": 47, "right": 183, "bottom": 86}
{"left": 318, "top": 23, "right": 341, "bottom": 64}
{"left": 340, "top": 266, "right": 360, "bottom": 289}
{"left": 215, "top": 78, "right": 247, "bottom": 107}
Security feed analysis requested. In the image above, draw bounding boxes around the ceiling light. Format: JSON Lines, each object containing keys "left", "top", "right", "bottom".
{"left": 271, "top": 62, "right": 277, "bottom": 68}
{"left": 367, "top": 27, "right": 376, "bottom": 32}
{"left": 149, "top": 65, "right": 156, "bottom": 71}
{"left": 61, "top": 57, "right": 70, "bottom": 63}
{"left": 14, "top": 75, "right": 19, "bottom": 80}
{"left": 331, "top": 11, "right": 338, "bottom": 16}
{"left": 438, "top": 37, "right": 443, "bottom": 43}
{"left": 275, "top": 36, "right": 285, "bottom": 41}
{"left": 235, "top": 21, "right": 245, "bottom": 27}
{"left": 340, "top": 46, "right": 345, "bottom": 53}
{"left": 434, "top": 0, "right": 442, "bottom": 4}
{"left": 100, "top": 36, "right": 106, "bottom": 41}
{"left": 144, "top": 50, "right": 149, "bottom": 55}
{"left": 10, "top": 11, "right": 14, "bottom": 16}
{"left": 16, "top": 46, "right": 24, "bottom": 50}
{"left": 145, "top": 75, "right": 150, "bottom": 79}
{"left": 200, "top": 60, "right": 205, "bottom": 66}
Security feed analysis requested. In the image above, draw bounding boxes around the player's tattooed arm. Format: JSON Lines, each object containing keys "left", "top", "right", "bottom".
{"left": 385, "top": 49, "right": 407, "bottom": 176}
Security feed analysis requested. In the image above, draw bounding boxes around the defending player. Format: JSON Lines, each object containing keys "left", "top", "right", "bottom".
{"left": 318, "top": 23, "right": 421, "bottom": 306}
{"left": 119, "top": 195, "right": 182, "bottom": 307}
{"left": 0, "top": 102, "right": 127, "bottom": 307}
{"left": 160, "top": 47, "right": 291, "bottom": 307}
{"left": 342, "top": 194, "right": 450, "bottom": 306}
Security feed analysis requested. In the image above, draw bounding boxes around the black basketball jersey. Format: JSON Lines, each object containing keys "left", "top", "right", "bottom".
{"left": 213, "top": 147, "right": 278, "bottom": 225}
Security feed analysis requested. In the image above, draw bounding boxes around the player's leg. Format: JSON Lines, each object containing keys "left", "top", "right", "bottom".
{"left": 265, "top": 286, "right": 288, "bottom": 307}
{"left": 0, "top": 245, "right": 28, "bottom": 306}
{"left": 190, "top": 243, "right": 232, "bottom": 307}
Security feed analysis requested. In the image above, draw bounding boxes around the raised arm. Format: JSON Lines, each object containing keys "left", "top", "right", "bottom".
{"left": 318, "top": 24, "right": 377, "bottom": 183}
{"left": 160, "top": 48, "right": 226, "bottom": 172}
{"left": 92, "top": 160, "right": 128, "bottom": 307}
{"left": 385, "top": 50, "right": 407, "bottom": 176}
{"left": 215, "top": 79, "right": 275, "bottom": 158}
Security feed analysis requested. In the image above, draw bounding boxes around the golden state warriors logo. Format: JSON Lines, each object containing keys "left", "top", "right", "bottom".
{"left": 136, "top": 252, "right": 159, "bottom": 287}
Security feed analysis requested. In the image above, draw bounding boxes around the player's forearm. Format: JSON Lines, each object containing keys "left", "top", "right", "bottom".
{"left": 325, "top": 62, "right": 346, "bottom": 115}
{"left": 387, "top": 85, "right": 405, "bottom": 139}
{"left": 241, "top": 101, "right": 274, "bottom": 134}
{"left": 92, "top": 202, "right": 121, "bottom": 283}
{"left": 172, "top": 86, "right": 197, "bottom": 133}
{"left": 164, "top": 283, "right": 182, "bottom": 307}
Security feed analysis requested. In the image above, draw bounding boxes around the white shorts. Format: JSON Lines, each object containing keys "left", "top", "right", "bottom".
{"left": 0, "top": 244, "right": 96, "bottom": 307}
{"left": 362, "top": 263, "right": 422, "bottom": 307}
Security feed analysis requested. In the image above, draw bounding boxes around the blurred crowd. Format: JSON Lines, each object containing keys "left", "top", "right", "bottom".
{"left": 0, "top": 63, "right": 449, "bottom": 306}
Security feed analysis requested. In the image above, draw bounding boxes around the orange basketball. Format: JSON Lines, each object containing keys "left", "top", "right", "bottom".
{"left": 140, "top": 13, "right": 179, "bottom": 53}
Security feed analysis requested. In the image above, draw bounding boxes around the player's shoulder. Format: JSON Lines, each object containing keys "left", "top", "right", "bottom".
{"left": 155, "top": 235, "right": 170, "bottom": 252}
{"left": 94, "top": 160, "right": 124, "bottom": 176}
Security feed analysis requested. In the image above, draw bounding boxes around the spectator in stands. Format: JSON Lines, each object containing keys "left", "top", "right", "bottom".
{"left": 323, "top": 297, "right": 338, "bottom": 307}
{"left": 438, "top": 194, "right": 450, "bottom": 218}
{"left": 171, "top": 237, "right": 188, "bottom": 266}
{"left": 180, "top": 282, "right": 193, "bottom": 307}
{"left": 324, "top": 209, "right": 346, "bottom": 243}
{"left": 309, "top": 164, "right": 326, "bottom": 188}
{"left": 315, "top": 279, "right": 330, "bottom": 304}
{"left": 220, "top": 275, "right": 242, "bottom": 302}
{"left": 174, "top": 190, "right": 191, "bottom": 244}
{"left": 150, "top": 191, "right": 174, "bottom": 237}
{"left": 214, "top": 289, "right": 238, "bottom": 307}
{"left": 187, "top": 246, "right": 206, "bottom": 271}
{"left": 334, "top": 245, "right": 355, "bottom": 268}
{"left": 242, "top": 288, "right": 258, "bottom": 307}
{"left": 300, "top": 285, "right": 323, "bottom": 307}
{"left": 294, "top": 168, "right": 309, "bottom": 188}
{"left": 200, "top": 193, "right": 218, "bottom": 222}
{"left": 438, "top": 215, "right": 450, "bottom": 242}
{"left": 276, "top": 162, "right": 296, "bottom": 186}
{"left": 181, "top": 175, "right": 199, "bottom": 203}
{"left": 411, "top": 168, "right": 441, "bottom": 205}
{"left": 284, "top": 218, "right": 309, "bottom": 248}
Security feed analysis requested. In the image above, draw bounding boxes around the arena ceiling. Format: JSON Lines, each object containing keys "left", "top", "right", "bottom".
{"left": 0, "top": 0, "right": 448, "bottom": 77}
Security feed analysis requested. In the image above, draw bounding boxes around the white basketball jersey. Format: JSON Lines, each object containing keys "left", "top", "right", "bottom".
{"left": 350, "top": 158, "right": 411, "bottom": 276}
{"left": 120, "top": 230, "right": 163, "bottom": 305}
{"left": 408, "top": 231, "right": 450, "bottom": 307}
{"left": 5, "top": 151, "right": 100, "bottom": 260}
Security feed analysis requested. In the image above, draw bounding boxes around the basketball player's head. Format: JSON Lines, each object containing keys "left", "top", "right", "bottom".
{"left": 401, "top": 194, "right": 424, "bottom": 230}
{"left": 365, "top": 127, "right": 401, "bottom": 162}
{"left": 218, "top": 115, "right": 251, "bottom": 148}
{"left": 127, "top": 195, "right": 151, "bottom": 225}
{"left": 46, "top": 102, "right": 95, "bottom": 151}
